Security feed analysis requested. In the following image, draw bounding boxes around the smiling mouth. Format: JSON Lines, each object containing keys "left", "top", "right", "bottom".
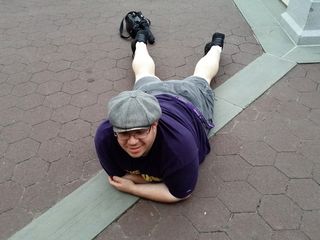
{"left": 128, "top": 147, "right": 141, "bottom": 154}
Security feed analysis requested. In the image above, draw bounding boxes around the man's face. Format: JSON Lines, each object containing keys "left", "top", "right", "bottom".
{"left": 115, "top": 122, "right": 158, "bottom": 158}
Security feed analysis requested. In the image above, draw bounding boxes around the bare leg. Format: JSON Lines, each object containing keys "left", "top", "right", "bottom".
{"left": 193, "top": 45, "right": 222, "bottom": 85}
{"left": 132, "top": 42, "right": 156, "bottom": 82}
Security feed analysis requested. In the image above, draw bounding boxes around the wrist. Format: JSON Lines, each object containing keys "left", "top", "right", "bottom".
{"left": 130, "top": 182, "right": 139, "bottom": 195}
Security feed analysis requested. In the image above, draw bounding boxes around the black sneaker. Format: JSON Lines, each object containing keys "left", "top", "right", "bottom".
{"left": 131, "top": 30, "right": 149, "bottom": 56}
{"left": 204, "top": 32, "right": 225, "bottom": 55}
{"left": 140, "top": 19, "right": 155, "bottom": 44}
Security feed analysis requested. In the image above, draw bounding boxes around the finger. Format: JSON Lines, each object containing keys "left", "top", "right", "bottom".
{"left": 112, "top": 176, "right": 122, "bottom": 182}
{"left": 108, "top": 178, "right": 120, "bottom": 188}
{"left": 108, "top": 176, "right": 120, "bottom": 187}
{"left": 108, "top": 176, "right": 114, "bottom": 183}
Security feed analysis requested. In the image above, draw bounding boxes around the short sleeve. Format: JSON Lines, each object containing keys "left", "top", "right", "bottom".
{"left": 94, "top": 122, "right": 126, "bottom": 177}
{"left": 164, "top": 160, "right": 199, "bottom": 199}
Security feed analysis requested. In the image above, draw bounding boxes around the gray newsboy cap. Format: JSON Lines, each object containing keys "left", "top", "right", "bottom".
{"left": 107, "top": 90, "right": 162, "bottom": 132}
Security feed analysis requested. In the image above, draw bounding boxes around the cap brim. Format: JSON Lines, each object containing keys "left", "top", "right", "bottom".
{"left": 113, "top": 126, "right": 150, "bottom": 133}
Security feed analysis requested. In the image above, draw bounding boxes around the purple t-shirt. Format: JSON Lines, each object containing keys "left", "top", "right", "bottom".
{"left": 94, "top": 94, "right": 211, "bottom": 198}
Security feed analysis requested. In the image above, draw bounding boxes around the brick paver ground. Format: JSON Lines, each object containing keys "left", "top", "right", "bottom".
{"left": 0, "top": 0, "right": 320, "bottom": 240}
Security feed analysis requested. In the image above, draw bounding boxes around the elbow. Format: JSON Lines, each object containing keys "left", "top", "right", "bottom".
{"left": 178, "top": 194, "right": 191, "bottom": 202}
{"left": 165, "top": 194, "right": 191, "bottom": 204}
{"left": 165, "top": 187, "right": 193, "bottom": 203}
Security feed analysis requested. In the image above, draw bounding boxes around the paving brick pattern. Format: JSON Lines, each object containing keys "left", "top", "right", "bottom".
{"left": 0, "top": 0, "right": 320, "bottom": 240}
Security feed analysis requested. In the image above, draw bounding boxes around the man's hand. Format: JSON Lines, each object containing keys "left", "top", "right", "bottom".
{"left": 107, "top": 176, "right": 189, "bottom": 203}
{"left": 108, "top": 176, "right": 135, "bottom": 193}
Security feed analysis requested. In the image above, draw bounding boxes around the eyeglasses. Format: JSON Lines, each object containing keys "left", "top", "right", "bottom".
{"left": 114, "top": 127, "right": 151, "bottom": 141}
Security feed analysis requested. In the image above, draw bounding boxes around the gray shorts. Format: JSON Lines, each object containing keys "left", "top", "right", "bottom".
{"left": 133, "top": 75, "right": 215, "bottom": 130}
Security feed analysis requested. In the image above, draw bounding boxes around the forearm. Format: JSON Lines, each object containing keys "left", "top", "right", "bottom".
{"left": 108, "top": 176, "right": 189, "bottom": 203}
